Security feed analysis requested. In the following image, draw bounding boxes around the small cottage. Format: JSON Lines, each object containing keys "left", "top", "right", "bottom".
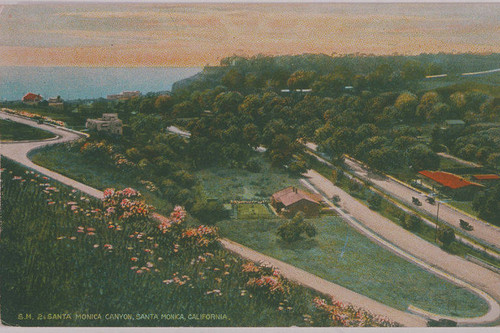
{"left": 271, "top": 186, "right": 322, "bottom": 217}
{"left": 22, "top": 93, "right": 43, "bottom": 105}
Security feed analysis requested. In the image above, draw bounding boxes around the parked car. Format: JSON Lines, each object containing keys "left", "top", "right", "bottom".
{"left": 426, "top": 196, "right": 435, "bottom": 205}
{"left": 459, "top": 219, "right": 474, "bottom": 231}
{"left": 412, "top": 197, "right": 422, "bottom": 206}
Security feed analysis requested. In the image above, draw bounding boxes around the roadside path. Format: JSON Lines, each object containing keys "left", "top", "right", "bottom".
{"left": 304, "top": 169, "right": 500, "bottom": 323}
{"left": 343, "top": 156, "right": 500, "bottom": 250}
{"left": 0, "top": 111, "right": 425, "bottom": 327}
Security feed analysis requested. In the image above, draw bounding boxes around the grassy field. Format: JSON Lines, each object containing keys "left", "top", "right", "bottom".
{"left": 218, "top": 216, "right": 489, "bottom": 318}
{"left": 0, "top": 118, "right": 56, "bottom": 141}
{"left": 196, "top": 157, "right": 302, "bottom": 202}
{"left": 236, "top": 203, "right": 274, "bottom": 219}
{"left": 31, "top": 144, "right": 173, "bottom": 215}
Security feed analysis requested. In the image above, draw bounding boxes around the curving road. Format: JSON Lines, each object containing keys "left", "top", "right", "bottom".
{"left": 304, "top": 169, "right": 500, "bottom": 326}
{"left": 343, "top": 156, "right": 500, "bottom": 251}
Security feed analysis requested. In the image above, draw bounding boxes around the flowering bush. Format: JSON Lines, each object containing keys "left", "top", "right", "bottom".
{"left": 80, "top": 141, "right": 114, "bottom": 160}
{"left": 180, "top": 225, "right": 219, "bottom": 248}
{"left": 245, "top": 262, "right": 289, "bottom": 301}
{"left": 113, "top": 153, "right": 135, "bottom": 169}
{"left": 103, "top": 187, "right": 153, "bottom": 221}
{"left": 313, "top": 297, "right": 400, "bottom": 327}
{"left": 2, "top": 108, "right": 66, "bottom": 127}
{"left": 158, "top": 206, "right": 187, "bottom": 234}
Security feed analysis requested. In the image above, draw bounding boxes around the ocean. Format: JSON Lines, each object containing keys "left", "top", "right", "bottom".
{"left": 0, "top": 67, "right": 202, "bottom": 101}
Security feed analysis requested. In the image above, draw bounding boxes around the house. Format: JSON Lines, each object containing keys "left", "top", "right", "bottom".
{"left": 106, "top": 91, "right": 141, "bottom": 101}
{"left": 86, "top": 113, "right": 123, "bottom": 135}
{"left": 418, "top": 170, "right": 483, "bottom": 199}
{"left": 271, "top": 186, "right": 322, "bottom": 217}
{"left": 22, "top": 93, "right": 43, "bottom": 105}
{"left": 472, "top": 174, "right": 500, "bottom": 186}
{"left": 48, "top": 96, "right": 64, "bottom": 109}
{"left": 280, "top": 89, "right": 312, "bottom": 93}
{"left": 443, "top": 119, "right": 466, "bottom": 129}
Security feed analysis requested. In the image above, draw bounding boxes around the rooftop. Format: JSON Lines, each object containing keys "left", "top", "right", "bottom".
{"left": 272, "top": 186, "right": 322, "bottom": 207}
{"left": 472, "top": 174, "right": 500, "bottom": 180}
{"left": 419, "top": 170, "right": 483, "bottom": 189}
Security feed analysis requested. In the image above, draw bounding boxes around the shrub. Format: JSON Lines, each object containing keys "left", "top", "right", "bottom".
{"left": 245, "top": 159, "right": 262, "bottom": 173}
{"left": 401, "top": 214, "right": 422, "bottom": 231}
{"left": 367, "top": 194, "right": 382, "bottom": 210}
{"left": 437, "top": 227, "right": 455, "bottom": 248}
{"left": 103, "top": 187, "right": 154, "bottom": 221}
{"left": 191, "top": 200, "right": 228, "bottom": 225}
{"left": 277, "top": 212, "right": 317, "bottom": 242}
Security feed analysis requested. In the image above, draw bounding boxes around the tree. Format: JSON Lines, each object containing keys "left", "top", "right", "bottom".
{"left": 268, "top": 134, "right": 297, "bottom": 167}
{"left": 407, "top": 144, "right": 440, "bottom": 171}
{"left": 401, "top": 60, "right": 425, "bottom": 81}
{"left": 155, "top": 95, "right": 174, "bottom": 116}
{"left": 437, "top": 227, "right": 455, "bottom": 248}
{"left": 394, "top": 91, "right": 418, "bottom": 122}
{"left": 288, "top": 158, "right": 308, "bottom": 175}
{"left": 416, "top": 91, "right": 440, "bottom": 120}
{"left": 221, "top": 68, "right": 245, "bottom": 91}
{"left": 287, "top": 70, "right": 316, "bottom": 90}
{"left": 277, "top": 212, "right": 317, "bottom": 242}
{"left": 426, "top": 103, "right": 451, "bottom": 122}
{"left": 472, "top": 184, "right": 500, "bottom": 225}
{"left": 191, "top": 200, "right": 228, "bottom": 225}
{"left": 366, "top": 147, "right": 400, "bottom": 171}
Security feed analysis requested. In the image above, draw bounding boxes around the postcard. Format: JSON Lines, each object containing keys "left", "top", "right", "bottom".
{"left": 1, "top": 1, "right": 499, "bottom": 329}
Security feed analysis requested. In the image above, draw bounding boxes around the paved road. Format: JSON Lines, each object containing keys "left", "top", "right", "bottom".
{"left": 304, "top": 169, "right": 500, "bottom": 323}
{"left": 343, "top": 157, "right": 500, "bottom": 251}
{"left": 0, "top": 112, "right": 101, "bottom": 198}
{"left": 301, "top": 176, "right": 500, "bottom": 326}
{"left": 0, "top": 111, "right": 425, "bottom": 327}
{"left": 220, "top": 238, "right": 425, "bottom": 327}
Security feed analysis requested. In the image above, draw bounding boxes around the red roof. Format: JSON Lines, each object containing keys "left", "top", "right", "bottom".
{"left": 272, "top": 187, "right": 322, "bottom": 207}
{"left": 22, "top": 93, "right": 42, "bottom": 101}
{"left": 473, "top": 174, "right": 500, "bottom": 180}
{"left": 419, "top": 170, "right": 483, "bottom": 189}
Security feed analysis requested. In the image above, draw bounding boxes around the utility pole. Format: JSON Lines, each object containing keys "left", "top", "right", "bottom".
{"left": 435, "top": 201, "right": 440, "bottom": 242}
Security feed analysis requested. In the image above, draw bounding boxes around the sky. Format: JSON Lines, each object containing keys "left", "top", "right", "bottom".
{"left": 0, "top": 1, "right": 498, "bottom": 67}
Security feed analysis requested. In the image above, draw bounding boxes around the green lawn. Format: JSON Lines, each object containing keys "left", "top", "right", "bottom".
{"left": 196, "top": 157, "right": 303, "bottom": 202}
{"left": 31, "top": 144, "right": 173, "bottom": 215}
{"left": 218, "top": 216, "right": 489, "bottom": 318}
{"left": 236, "top": 203, "right": 274, "bottom": 219}
{"left": 0, "top": 119, "right": 56, "bottom": 141}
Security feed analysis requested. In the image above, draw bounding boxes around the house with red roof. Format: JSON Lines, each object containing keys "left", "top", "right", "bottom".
{"left": 418, "top": 170, "right": 483, "bottom": 199}
{"left": 22, "top": 93, "right": 43, "bottom": 105}
{"left": 271, "top": 186, "right": 323, "bottom": 217}
{"left": 472, "top": 174, "right": 500, "bottom": 186}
